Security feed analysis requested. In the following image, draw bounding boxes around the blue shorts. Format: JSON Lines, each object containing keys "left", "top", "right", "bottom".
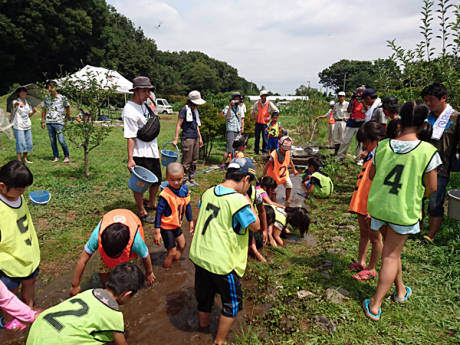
{"left": 370, "top": 217, "right": 420, "bottom": 235}
{"left": 0, "top": 267, "right": 40, "bottom": 290}
{"left": 267, "top": 136, "right": 279, "bottom": 150}
{"left": 427, "top": 176, "right": 449, "bottom": 217}
{"left": 161, "top": 227, "right": 183, "bottom": 249}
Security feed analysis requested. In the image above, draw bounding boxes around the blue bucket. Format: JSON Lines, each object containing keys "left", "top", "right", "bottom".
{"left": 161, "top": 142, "right": 180, "bottom": 167}
{"left": 128, "top": 166, "right": 158, "bottom": 194}
{"left": 29, "top": 191, "right": 51, "bottom": 206}
{"left": 160, "top": 181, "right": 169, "bottom": 191}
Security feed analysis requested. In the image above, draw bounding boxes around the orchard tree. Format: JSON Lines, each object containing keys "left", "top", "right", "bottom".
{"left": 318, "top": 60, "right": 377, "bottom": 93}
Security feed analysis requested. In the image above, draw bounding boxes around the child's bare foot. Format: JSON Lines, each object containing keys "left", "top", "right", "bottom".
{"left": 285, "top": 200, "right": 290, "bottom": 207}
{"left": 162, "top": 266, "right": 171, "bottom": 271}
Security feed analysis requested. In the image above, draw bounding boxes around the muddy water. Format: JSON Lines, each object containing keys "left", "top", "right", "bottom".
{"left": 275, "top": 174, "right": 307, "bottom": 207}
{"left": 0, "top": 174, "right": 313, "bottom": 344}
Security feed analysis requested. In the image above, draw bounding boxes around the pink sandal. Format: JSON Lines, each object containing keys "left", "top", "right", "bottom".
{"left": 352, "top": 269, "right": 377, "bottom": 281}
{"left": 348, "top": 259, "right": 366, "bottom": 271}
{"left": 0, "top": 317, "right": 26, "bottom": 331}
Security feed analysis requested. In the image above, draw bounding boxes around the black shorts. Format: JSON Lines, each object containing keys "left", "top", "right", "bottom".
{"left": 160, "top": 227, "right": 183, "bottom": 249}
{"left": 194, "top": 264, "right": 243, "bottom": 318}
{"left": 133, "top": 157, "right": 161, "bottom": 186}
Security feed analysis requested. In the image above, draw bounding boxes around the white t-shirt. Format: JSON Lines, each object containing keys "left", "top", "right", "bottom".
{"left": 0, "top": 193, "right": 22, "bottom": 208}
{"left": 240, "top": 103, "right": 246, "bottom": 118}
{"left": 122, "top": 101, "right": 159, "bottom": 158}
{"left": 12, "top": 99, "right": 32, "bottom": 130}
{"left": 41, "top": 94, "right": 69, "bottom": 125}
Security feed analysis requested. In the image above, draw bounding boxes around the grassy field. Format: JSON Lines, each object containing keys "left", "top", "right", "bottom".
{"left": 1, "top": 94, "right": 459, "bottom": 344}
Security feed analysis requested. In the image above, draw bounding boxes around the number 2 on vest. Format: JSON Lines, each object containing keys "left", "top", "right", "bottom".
{"left": 201, "top": 203, "right": 220, "bottom": 235}
{"left": 44, "top": 299, "right": 89, "bottom": 332}
{"left": 384, "top": 165, "right": 404, "bottom": 195}
{"left": 279, "top": 166, "right": 287, "bottom": 179}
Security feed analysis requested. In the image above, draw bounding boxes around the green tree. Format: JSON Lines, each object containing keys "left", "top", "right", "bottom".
{"left": 198, "top": 102, "right": 225, "bottom": 163}
{"left": 181, "top": 60, "right": 221, "bottom": 94}
{"left": 318, "top": 60, "right": 377, "bottom": 93}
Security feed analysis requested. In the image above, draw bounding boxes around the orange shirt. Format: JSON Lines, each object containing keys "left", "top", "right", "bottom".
{"left": 351, "top": 99, "right": 365, "bottom": 120}
{"left": 327, "top": 109, "right": 335, "bottom": 124}
{"left": 229, "top": 150, "right": 244, "bottom": 163}
{"left": 267, "top": 150, "right": 290, "bottom": 185}
{"left": 257, "top": 101, "right": 271, "bottom": 124}
{"left": 349, "top": 154, "right": 373, "bottom": 216}
{"left": 159, "top": 187, "right": 191, "bottom": 230}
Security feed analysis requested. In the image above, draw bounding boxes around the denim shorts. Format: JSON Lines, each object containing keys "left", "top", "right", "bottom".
{"left": 370, "top": 217, "right": 420, "bottom": 235}
{"left": 14, "top": 128, "right": 33, "bottom": 153}
{"left": 427, "top": 176, "right": 450, "bottom": 217}
{"left": 0, "top": 267, "right": 40, "bottom": 290}
{"left": 267, "top": 136, "right": 279, "bottom": 150}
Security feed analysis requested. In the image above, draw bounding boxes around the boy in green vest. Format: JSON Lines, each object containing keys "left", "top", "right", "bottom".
{"left": 27, "top": 263, "right": 144, "bottom": 345}
{"left": 189, "top": 158, "right": 260, "bottom": 345}
{"left": 303, "top": 156, "right": 333, "bottom": 198}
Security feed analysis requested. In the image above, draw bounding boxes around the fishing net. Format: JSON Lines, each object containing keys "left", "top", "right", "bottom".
{"left": 0, "top": 108, "right": 14, "bottom": 141}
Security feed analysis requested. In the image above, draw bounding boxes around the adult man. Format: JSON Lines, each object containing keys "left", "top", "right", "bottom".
{"left": 251, "top": 90, "right": 279, "bottom": 155}
{"left": 221, "top": 93, "right": 244, "bottom": 172}
{"left": 41, "top": 80, "right": 71, "bottom": 163}
{"left": 332, "top": 91, "right": 349, "bottom": 155}
{"left": 381, "top": 96, "right": 400, "bottom": 124}
{"left": 421, "top": 83, "right": 459, "bottom": 243}
{"left": 361, "top": 88, "right": 383, "bottom": 124}
{"left": 122, "top": 76, "right": 161, "bottom": 224}
{"left": 336, "top": 86, "right": 365, "bottom": 162}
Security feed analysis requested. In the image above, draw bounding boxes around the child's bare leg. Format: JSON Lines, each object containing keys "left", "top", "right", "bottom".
{"left": 369, "top": 226, "right": 408, "bottom": 315}
{"left": 16, "top": 153, "right": 21, "bottom": 161}
{"left": 174, "top": 234, "right": 186, "bottom": 262}
{"left": 215, "top": 315, "right": 235, "bottom": 345}
{"left": 285, "top": 188, "right": 291, "bottom": 206}
{"left": 271, "top": 192, "right": 277, "bottom": 202}
{"left": 303, "top": 181, "right": 309, "bottom": 190}
{"left": 367, "top": 227, "right": 383, "bottom": 273}
{"left": 273, "top": 228, "right": 284, "bottom": 246}
{"left": 2, "top": 287, "right": 20, "bottom": 324}
{"left": 98, "top": 272, "right": 110, "bottom": 287}
{"left": 163, "top": 247, "right": 177, "bottom": 269}
{"left": 394, "top": 257, "right": 406, "bottom": 300}
{"left": 198, "top": 311, "right": 211, "bottom": 328}
{"left": 267, "top": 226, "right": 277, "bottom": 247}
{"left": 20, "top": 277, "right": 36, "bottom": 308}
{"left": 249, "top": 242, "right": 266, "bottom": 262}
{"left": 357, "top": 214, "right": 370, "bottom": 268}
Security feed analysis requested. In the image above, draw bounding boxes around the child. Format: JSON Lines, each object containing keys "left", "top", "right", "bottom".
{"left": 0, "top": 161, "right": 40, "bottom": 331}
{"left": 264, "top": 204, "right": 311, "bottom": 247}
{"left": 69, "top": 209, "right": 155, "bottom": 297}
{"left": 27, "top": 263, "right": 144, "bottom": 344}
{"left": 247, "top": 185, "right": 268, "bottom": 262}
{"left": 348, "top": 121, "right": 385, "bottom": 281}
{"left": 0, "top": 280, "right": 39, "bottom": 332}
{"left": 189, "top": 158, "right": 260, "bottom": 345}
{"left": 363, "top": 101, "right": 440, "bottom": 321}
{"left": 265, "top": 112, "right": 283, "bottom": 153}
{"left": 229, "top": 135, "right": 248, "bottom": 163}
{"left": 315, "top": 100, "right": 336, "bottom": 148}
{"left": 263, "top": 136, "right": 298, "bottom": 207}
{"left": 256, "top": 176, "right": 285, "bottom": 208}
{"left": 303, "top": 156, "right": 333, "bottom": 199}
{"left": 154, "top": 162, "right": 194, "bottom": 269}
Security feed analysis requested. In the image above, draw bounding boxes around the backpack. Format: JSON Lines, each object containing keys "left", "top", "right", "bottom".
{"left": 137, "top": 105, "right": 160, "bottom": 142}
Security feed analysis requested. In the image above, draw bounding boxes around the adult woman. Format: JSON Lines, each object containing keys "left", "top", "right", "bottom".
{"left": 172, "top": 90, "right": 205, "bottom": 187}
{"left": 12, "top": 87, "right": 37, "bottom": 163}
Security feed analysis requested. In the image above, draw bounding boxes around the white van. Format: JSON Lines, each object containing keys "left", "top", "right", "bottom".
{"left": 156, "top": 98, "right": 173, "bottom": 114}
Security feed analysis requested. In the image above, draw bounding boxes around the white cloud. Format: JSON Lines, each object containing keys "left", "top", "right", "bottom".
{"left": 106, "top": 0, "right": 451, "bottom": 94}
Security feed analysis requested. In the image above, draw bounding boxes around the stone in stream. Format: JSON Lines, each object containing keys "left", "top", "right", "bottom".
{"left": 297, "top": 290, "right": 314, "bottom": 299}
{"left": 331, "top": 236, "right": 346, "bottom": 243}
{"left": 312, "top": 315, "right": 337, "bottom": 332}
{"left": 319, "top": 270, "right": 332, "bottom": 279}
{"left": 321, "top": 260, "right": 334, "bottom": 269}
{"left": 326, "top": 287, "right": 350, "bottom": 304}
{"left": 328, "top": 248, "right": 347, "bottom": 255}
{"left": 337, "top": 225, "right": 356, "bottom": 232}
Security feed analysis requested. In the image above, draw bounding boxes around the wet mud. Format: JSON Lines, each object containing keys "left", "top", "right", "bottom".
{"left": 0, "top": 174, "right": 313, "bottom": 344}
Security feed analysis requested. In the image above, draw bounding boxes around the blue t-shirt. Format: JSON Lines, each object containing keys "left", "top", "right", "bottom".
{"left": 198, "top": 185, "right": 257, "bottom": 229}
{"left": 154, "top": 184, "right": 193, "bottom": 228}
{"left": 178, "top": 106, "right": 199, "bottom": 139}
{"left": 84, "top": 221, "right": 149, "bottom": 259}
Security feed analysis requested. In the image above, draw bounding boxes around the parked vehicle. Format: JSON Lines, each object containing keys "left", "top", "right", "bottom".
{"left": 156, "top": 98, "right": 173, "bottom": 114}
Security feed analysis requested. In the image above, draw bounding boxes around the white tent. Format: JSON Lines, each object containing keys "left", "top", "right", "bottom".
{"left": 58, "top": 65, "right": 133, "bottom": 94}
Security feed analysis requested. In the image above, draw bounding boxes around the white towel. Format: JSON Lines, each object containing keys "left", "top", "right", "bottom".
{"left": 432, "top": 104, "right": 454, "bottom": 140}
{"left": 185, "top": 105, "right": 201, "bottom": 126}
{"left": 365, "top": 98, "right": 381, "bottom": 122}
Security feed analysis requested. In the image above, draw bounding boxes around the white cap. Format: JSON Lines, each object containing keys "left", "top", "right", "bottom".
{"left": 338, "top": 91, "right": 346, "bottom": 96}
{"left": 329, "top": 101, "right": 336, "bottom": 106}
{"left": 260, "top": 90, "right": 268, "bottom": 96}
{"left": 188, "top": 90, "right": 206, "bottom": 105}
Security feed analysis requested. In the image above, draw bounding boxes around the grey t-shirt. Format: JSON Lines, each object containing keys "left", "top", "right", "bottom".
{"left": 371, "top": 108, "right": 386, "bottom": 124}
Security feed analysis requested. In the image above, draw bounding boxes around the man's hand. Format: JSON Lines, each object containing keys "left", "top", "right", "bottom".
{"left": 241, "top": 128, "right": 244, "bottom": 134}
{"left": 127, "top": 158, "right": 137, "bottom": 172}
{"left": 172, "top": 139, "right": 178, "bottom": 147}
{"left": 69, "top": 285, "right": 81, "bottom": 297}
{"left": 199, "top": 138, "right": 203, "bottom": 147}
{"left": 154, "top": 231, "right": 162, "bottom": 245}
{"left": 145, "top": 271, "right": 156, "bottom": 286}
{"left": 41, "top": 122, "right": 45, "bottom": 130}
{"left": 264, "top": 117, "right": 270, "bottom": 122}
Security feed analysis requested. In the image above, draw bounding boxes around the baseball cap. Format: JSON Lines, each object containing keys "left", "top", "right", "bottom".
{"left": 228, "top": 158, "right": 256, "bottom": 177}
{"left": 260, "top": 90, "right": 268, "bottom": 96}
{"left": 231, "top": 92, "right": 241, "bottom": 100}
{"left": 361, "top": 88, "right": 376, "bottom": 99}
{"left": 188, "top": 90, "right": 206, "bottom": 105}
{"left": 232, "top": 136, "right": 248, "bottom": 150}
{"left": 338, "top": 91, "right": 346, "bottom": 96}
{"left": 130, "top": 76, "right": 154, "bottom": 91}
{"left": 329, "top": 100, "right": 336, "bottom": 106}
{"left": 279, "top": 136, "right": 293, "bottom": 151}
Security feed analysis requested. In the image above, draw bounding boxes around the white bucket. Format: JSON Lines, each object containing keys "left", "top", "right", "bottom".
{"left": 447, "top": 190, "right": 460, "bottom": 220}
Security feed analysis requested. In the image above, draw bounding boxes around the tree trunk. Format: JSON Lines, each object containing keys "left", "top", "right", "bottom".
{"left": 84, "top": 148, "right": 90, "bottom": 179}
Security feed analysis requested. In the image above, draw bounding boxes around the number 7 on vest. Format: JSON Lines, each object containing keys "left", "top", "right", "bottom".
{"left": 201, "top": 203, "right": 220, "bottom": 235}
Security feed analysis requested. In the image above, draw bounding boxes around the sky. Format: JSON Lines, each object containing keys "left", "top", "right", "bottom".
{"left": 106, "top": 0, "right": 448, "bottom": 95}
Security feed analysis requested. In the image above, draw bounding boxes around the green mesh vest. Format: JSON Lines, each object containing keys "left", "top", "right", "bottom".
{"left": 368, "top": 139, "right": 437, "bottom": 226}
{"left": 311, "top": 171, "right": 333, "bottom": 198}
{"left": 190, "top": 186, "right": 251, "bottom": 277}
{"left": 27, "top": 290, "right": 124, "bottom": 345}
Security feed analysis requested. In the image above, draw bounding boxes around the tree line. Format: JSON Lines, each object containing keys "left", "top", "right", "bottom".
{"left": 0, "top": 0, "right": 259, "bottom": 96}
